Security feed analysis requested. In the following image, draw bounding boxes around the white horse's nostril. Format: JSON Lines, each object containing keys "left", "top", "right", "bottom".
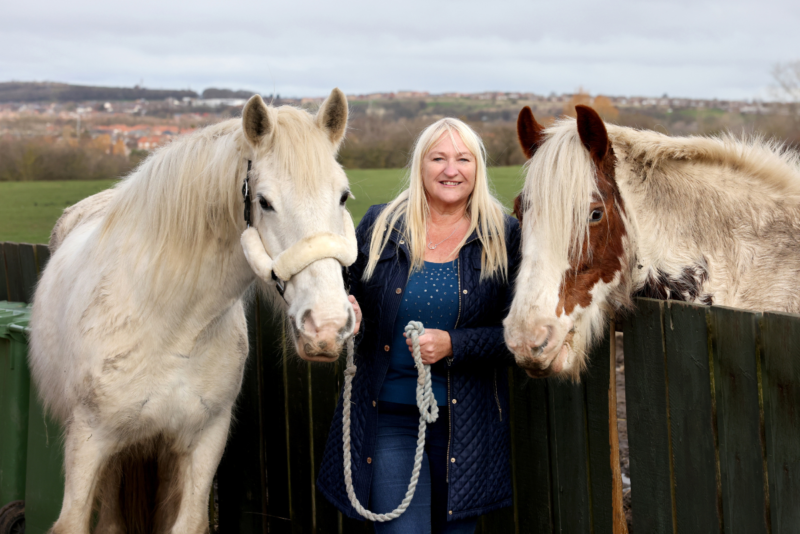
{"left": 300, "top": 309, "right": 316, "bottom": 335}
{"left": 531, "top": 325, "right": 550, "bottom": 348}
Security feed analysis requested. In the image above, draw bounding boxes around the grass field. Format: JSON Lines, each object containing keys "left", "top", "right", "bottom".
{"left": 0, "top": 166, "right": 525, "bottom": 244}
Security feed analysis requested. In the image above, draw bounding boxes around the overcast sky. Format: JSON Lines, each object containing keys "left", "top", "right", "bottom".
{"left": 2, "top": 0, "right": 799, "bottom": 100}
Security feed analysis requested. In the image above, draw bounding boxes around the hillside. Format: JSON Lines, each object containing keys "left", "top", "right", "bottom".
{"left": 0, "top": 82, "right": 199, "bottom": 103}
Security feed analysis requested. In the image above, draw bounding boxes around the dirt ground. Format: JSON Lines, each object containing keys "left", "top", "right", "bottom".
{"left": 615, "top": 332, "right": 633, "bottom": 532}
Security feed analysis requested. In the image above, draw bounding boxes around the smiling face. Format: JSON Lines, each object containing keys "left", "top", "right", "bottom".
{"left": 421, "top": 130, "right": 477, "bottom": 212}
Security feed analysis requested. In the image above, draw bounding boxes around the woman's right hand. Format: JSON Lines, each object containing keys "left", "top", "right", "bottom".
{"left": 348, "top": 295, "right": 362, "bottom": 336}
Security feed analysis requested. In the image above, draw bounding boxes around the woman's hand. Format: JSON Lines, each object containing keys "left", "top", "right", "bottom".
{"left": 404, "top": 328, "right": 452, "bottom": 364}
{"left": 349, "top": 295, "right": 363, "bottom": 336}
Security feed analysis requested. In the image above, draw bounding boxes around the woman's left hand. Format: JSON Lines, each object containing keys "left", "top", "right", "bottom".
{"left": 405, "top": 328, "right": 453, "bottom": 364}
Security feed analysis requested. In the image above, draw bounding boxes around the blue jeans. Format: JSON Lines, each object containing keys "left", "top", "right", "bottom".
{"left": 369, "top": 401, "right": 477, "bottom": 534}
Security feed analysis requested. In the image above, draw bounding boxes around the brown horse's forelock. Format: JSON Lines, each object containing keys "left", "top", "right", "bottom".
{"left": 556, "top": 144, "right": 628, "bottom": 316}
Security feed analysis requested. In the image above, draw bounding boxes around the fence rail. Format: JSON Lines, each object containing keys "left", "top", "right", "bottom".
{"left": 2, "top": 240, "right": 799, "bottom": 533}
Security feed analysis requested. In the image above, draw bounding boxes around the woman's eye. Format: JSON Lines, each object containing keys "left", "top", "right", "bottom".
{"left": 258, "top": 196, "right": 274, "bottom": 212}
{"left": 340, "top": 192, "right": 349, "bottom": 206}
{"left": 589, "top": 208, "right": 603, "bottom": 223}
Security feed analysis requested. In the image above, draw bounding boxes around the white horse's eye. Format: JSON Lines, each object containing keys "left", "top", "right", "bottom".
{"left": 340, "top": 192, "right": 350, "bottom": 206}
{"left": 589, "top": 208, "right": 603, "bottom": 223}
{"left": 258, "top": 195, "right": 274, "bottom": 212}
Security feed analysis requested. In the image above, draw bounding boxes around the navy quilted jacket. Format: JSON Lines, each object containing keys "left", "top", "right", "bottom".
{"left": 316, "top": 204, "right": 521, "bottom": 521}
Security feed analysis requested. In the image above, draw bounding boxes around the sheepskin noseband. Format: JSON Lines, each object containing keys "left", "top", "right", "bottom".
{"left": 240, "top": 210, "right": 358, "bottom": 291}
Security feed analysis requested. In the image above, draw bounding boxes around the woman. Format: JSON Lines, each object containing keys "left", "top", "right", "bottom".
{"left": 317, "top": 118, "right": 520, "bottom": 533}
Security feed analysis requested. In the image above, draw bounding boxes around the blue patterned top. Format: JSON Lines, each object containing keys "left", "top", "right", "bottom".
{"left": 378, "top": 260, "right": 459, "bottom": 406}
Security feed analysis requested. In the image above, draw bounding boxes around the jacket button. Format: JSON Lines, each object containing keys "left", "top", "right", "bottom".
{"left": 384, "top": 345, "right": 390, "bottom": 352}
{"left": 462, "top": 289, "right": 468, "bottom": 294}
{"left": 372, "top": 400, "right": 377, "bottom": 407}
{"left": 367, "top": 457, "right": 372, "bottom": 464}
{"left": 399, "top": 240, "right": 405, "bottom": 244}
{"left": 452, "top": 399, "right": 457, "bottom": 404}
{"left": 395, "top": 288, "right": 402, "bottom": 294}
{"left": 449, "top": 511, "right": 453, "bottom": 515}
{"left": 450, "top": 458, "right": 456, "bottom": 463}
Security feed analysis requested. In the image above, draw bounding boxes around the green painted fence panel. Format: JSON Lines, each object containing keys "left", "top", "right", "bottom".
{"left": 547, "top": 378, "right": 591, "bottom": 533}
{"left": 507, "top": 368, "right": 552, "bottom": 534}
{"left": 309, "top": 362, "right": 344, "bottom": 534}
{"left": 285, "top": 359, "right": 314, "bottom": 534}
{"left": 259, "top": 301, "right": 292, "bottom": 534}
{"left": 18, "top": 244, "right": 38, "bottom": 304}
{"left": 218, "top": 299, "right": 268, "bottom": 534}
{"left": 0, "top": 244, "right": 9, "bottom": 302}
{"left": 624, "top": 298, "right": 674, "bottom": 534}
{"left": 760, "top": 311, "right": 800, "bottom": 533}
{"left": 709, "top": 306, "right": 768, "bottom": 534}
{"left": 664, "top": 301, "right": 722, "bottom": 533}
{"left": 3, "top": 244, "right": 24, "bottom": 303}
{"left": 34, "top": 245, "right": 51, "bottom": 276}
{"left": 583, "top": 331, "right": 616, "bottom": 534}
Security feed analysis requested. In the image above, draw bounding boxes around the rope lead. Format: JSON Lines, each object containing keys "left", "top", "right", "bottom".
{"left": 342, "top": 321, "right": 439, "bottom": 521}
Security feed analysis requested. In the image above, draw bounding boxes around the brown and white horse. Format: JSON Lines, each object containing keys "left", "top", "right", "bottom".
{"left": 505, "top": 105, "right": 800, "bottom": 379}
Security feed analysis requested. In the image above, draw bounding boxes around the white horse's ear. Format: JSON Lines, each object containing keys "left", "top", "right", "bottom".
{"left": 243, "top": 95, "right": 274, "bottom": 146}
{"left": 316, "top": 88, "right": 348, "bottom": 147}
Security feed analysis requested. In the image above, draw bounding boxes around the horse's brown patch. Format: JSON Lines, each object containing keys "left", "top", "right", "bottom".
{"left": 557, "top": 107, "right": 628, "bottom": 316}
{"left": 512, "top": 193, "right": 526, "bottom": 223}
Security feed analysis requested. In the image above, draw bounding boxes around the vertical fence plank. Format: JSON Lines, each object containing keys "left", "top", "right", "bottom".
{"left": 3, "top": 243, "right": 24, "bottom": 303}
{"left": 0, "top": 244, "right": 9, "bottom": 301}
{"left": 35, "top": 244, "right": 51, "bottom": 274}
{"left": 18, "top": 244, "right": 38, "bottom": 303}
{"left": 218, "top": 301, "right": 267, "bottom": 534}
{"left": 310, "top": 362, "right": 344, "bottom": 534}
{"left": 548, "top": 378, "right": 591, "bottom": 533}
{"left": 286, "top": 356, "right": 313, "bottom": 534}
{"left": 709, "top": 306, "right": 768, "bottom": 534}
{"left": 261, "top": 303, "right": 292, "bottom": 534}
{"left": 508, "top": 367, "right": 552, "bottom": 533}
{"left": 760, "top": 311, "right": 800, "bottom": 533}
{"left": 664, "top": 302, "right": 722, "bottom": 533}
{"left": 584, "top": 329, "right": 619, "bottom": 534}
{"left": 624, "top": 298, "right": 674, "bottom": 534}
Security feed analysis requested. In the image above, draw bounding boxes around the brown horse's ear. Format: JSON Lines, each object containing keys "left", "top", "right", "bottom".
{"left": 316, "top": 88, "right": 348, "bottom": 148}
{"left": 513, "top": 194, "right": 525, "bottom": 224}
{"left": 517, "top": 106, "right": 545, "bottom": 159}
{"left": 575, "top": 105, "right": 608, "bottom": 161}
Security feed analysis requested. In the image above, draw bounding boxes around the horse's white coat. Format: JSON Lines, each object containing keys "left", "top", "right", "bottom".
{"left": 30, "top": 91, "right": 354, "bottom": 533}
{"left": 505, "top": 117, "right": 800, "bottom": 379}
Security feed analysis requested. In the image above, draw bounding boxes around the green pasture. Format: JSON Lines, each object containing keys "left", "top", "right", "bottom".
{"left": 0, "top": 166, "right": 525, "bottom": 244}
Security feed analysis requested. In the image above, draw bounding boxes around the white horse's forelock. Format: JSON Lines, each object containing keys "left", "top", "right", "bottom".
{"left": 522, "top": 118, "right": 601, "bottom": 266}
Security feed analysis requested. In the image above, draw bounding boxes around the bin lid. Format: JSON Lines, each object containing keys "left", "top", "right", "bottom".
{"left": 0, "top": 301, "right": 32, "bottom": 338}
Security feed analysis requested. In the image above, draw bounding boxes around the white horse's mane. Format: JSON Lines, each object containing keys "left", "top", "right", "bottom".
{"left": 96, "top": 106, "right": 336, "bottom": 299}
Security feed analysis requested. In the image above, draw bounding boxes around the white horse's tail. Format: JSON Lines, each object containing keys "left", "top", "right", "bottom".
{"left": 49, "top": 188, "right": 116, "bottom": 252}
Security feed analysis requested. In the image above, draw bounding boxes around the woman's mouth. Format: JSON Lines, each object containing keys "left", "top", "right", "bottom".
{"left": 440, "top": 181, "right": 461, "bottom": 186}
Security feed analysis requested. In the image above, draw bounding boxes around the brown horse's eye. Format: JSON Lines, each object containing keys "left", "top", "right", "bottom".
{"left": 589, "top": 208, "right": 603, "bottom": 223}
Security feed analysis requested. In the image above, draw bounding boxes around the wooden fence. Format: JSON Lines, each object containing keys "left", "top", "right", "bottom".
{"left": 2, "top": 240, "right": 799, "bottom": 533}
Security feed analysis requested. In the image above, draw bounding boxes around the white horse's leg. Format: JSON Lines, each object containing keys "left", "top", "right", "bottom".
{"left": 51, "top": 417, "right": 114, "bottom": 534}
{"left": 168, "top": 410, "right": 232, "bottom": 534}
{"left": 94, "top": 460, "right": 124, "bottom": 534}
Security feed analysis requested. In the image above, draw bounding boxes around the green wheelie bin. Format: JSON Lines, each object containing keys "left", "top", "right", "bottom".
{"left": 0, "top": 302, "right": 32, "bottom": 533}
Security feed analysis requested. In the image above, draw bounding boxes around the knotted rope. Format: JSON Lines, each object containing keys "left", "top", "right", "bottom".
{"left": 342, "top": 320, "right": 439, "bottom": 522}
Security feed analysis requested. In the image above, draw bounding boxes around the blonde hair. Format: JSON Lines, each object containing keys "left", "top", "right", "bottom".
{"left": 364, "top": 118, "right": 509, "bottom": 280}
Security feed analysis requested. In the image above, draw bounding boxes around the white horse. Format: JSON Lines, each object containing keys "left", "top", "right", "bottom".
{"left": 505, "top": 105, "right": 800, "bottom": 380}
{"left": 30, "top": 89, "right": 356, "bottom": 533}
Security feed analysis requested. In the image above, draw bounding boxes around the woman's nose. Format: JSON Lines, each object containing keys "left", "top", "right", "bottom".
{"left": 444, "top": 162, "right": 459, "bottom": 177}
